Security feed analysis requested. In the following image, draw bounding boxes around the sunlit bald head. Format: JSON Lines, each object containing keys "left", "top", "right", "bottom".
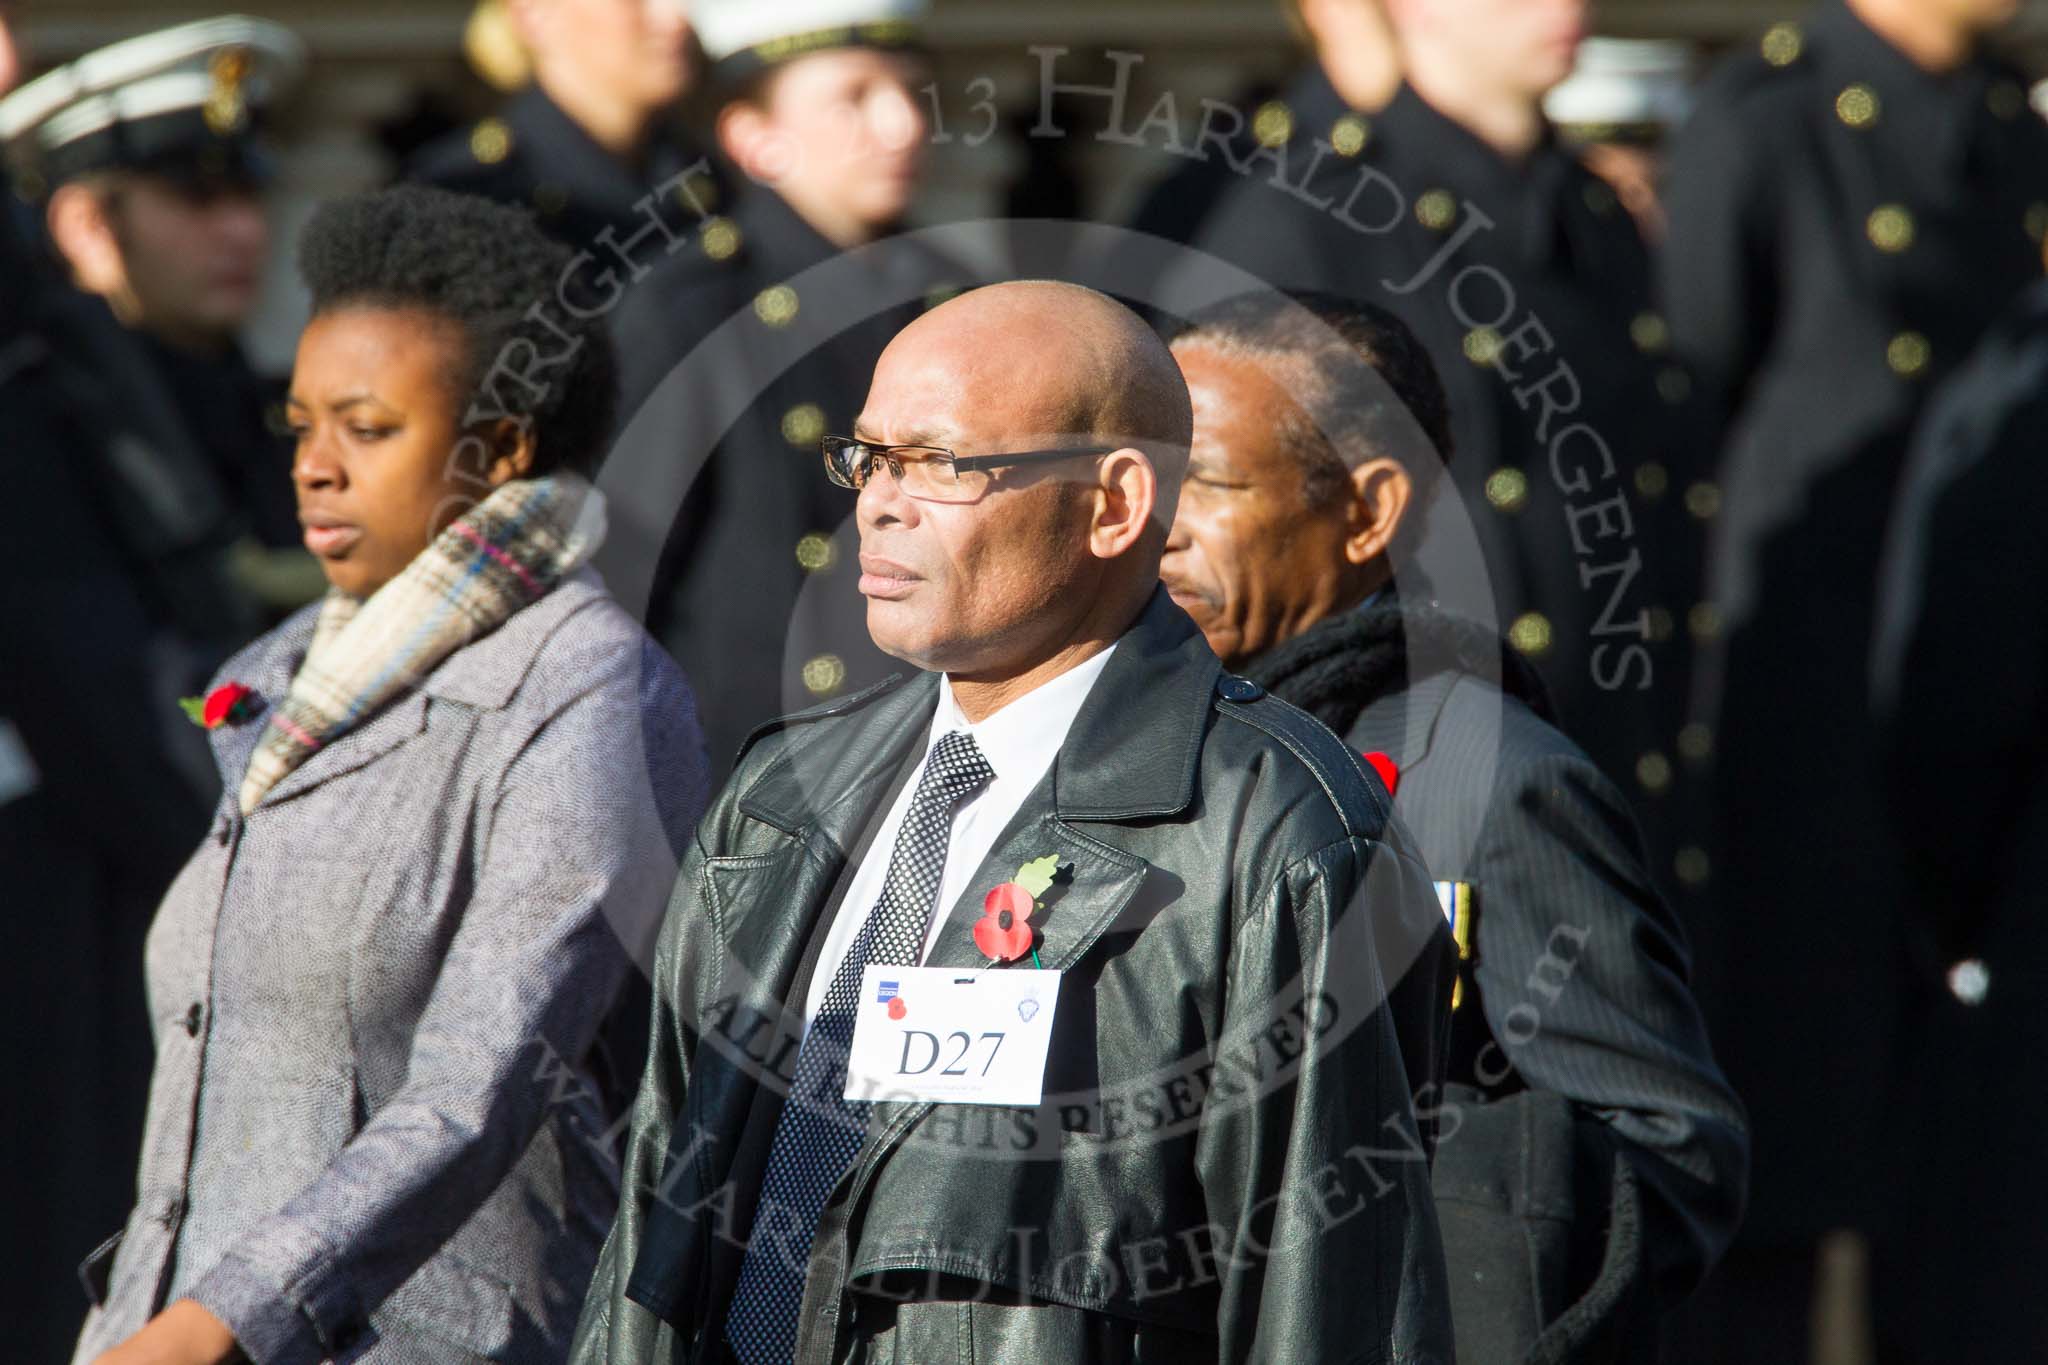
{"left": 852, "top": 281, "right": 1192, "bottom": 702}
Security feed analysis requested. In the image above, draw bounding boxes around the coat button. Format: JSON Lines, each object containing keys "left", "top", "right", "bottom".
{"left": 794, "top": 532, "right": 836, "bottom": 573}
{"left": 1508, "top": 612, "right": 1552, "bottom": 657}
{"left": 1947, "top": 958, "right": 1990, "bottom": 1005}
{"left": 1214, "top": 676, "right": 1264, "bottom": 702}
{"left": 182, "top": 1003, "right": 203, "bottom": 1037}
{"left": 801, "top": 654, "right": 846, "bottom": 697}
{"left": 1484, "top": 467, "right": 1528, "bottom": 512}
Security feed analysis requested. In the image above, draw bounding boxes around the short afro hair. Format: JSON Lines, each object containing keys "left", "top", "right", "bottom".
{"left": 297, "top": 184, "right": 617, "bottom": 477}
{"left": 1172, "top": 289, "right": 1452, "bottom": 511}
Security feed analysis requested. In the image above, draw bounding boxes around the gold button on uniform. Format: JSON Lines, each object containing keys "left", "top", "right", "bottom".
{"left": 1635, "top": 462, "right": 1669, "bottom": 500}
{"left": 1463, "top": 327, "right": 1503, "bottom": 366}
{"left": 781, "top": 402, "right": 825, "bottom": 448}
{"left": 1637, "top": 752, "right": 1673, "bottom": 794}
{"left": 1252, "top": 100, "right": 1294, "bottom": 149}
{"left": 1887, "top": 331, "right": 1931, "bottom": 378}
{"left": 1678, "top": 722, "right": 1714, "bottom": 763}
{"left": 1688, "top": 602, "right": 1722, "bottom": 641}
{"left": 470, "top": 118, "right": 512, "bottom": 165}
{"left": 1508, "top": 612, "right": 1552, "bottom": 658}
{"left": 1416, "top": 190, "right": 1457, "bottom": 231}
{"left": 1685, "top": 481, "right": 1722, "bottom": 521}
{"left": 680, "top": 170, "right": 718, "bottom": 212}
{"left": 801, "top": 654, "right": 846, "bottom": 697}
{"left": 700, "top": 216, "right": 741, "bottom": 261}
{"left": 794, "top": 532, "right": 836, "bottom": 573}
{"left": 754, "top": 285, "right": 799, "bottom": 327}
{"left": 1675, "top": 846, "right": 1712, "bottom": 887}
{"left": 1630, "top": 312, "right": 1669, "bottom": 355}
{"left": 1331, "top": 115, "right": 1370, "bottom": 157}
{"left": 1761, "top": 22, "right": 1804, "bottom": 67}
{"left": 1866, "top": 205, "right": 1914, "bottom": 254}
{"left": 1645, "top": 607, "right": 1675, "bottom": 642}
{"left": 1836, "top": 83, "right": 1880, "bottom": 129}
{"left": 1485, "top": 467, "right": 1528, "bottom": 512}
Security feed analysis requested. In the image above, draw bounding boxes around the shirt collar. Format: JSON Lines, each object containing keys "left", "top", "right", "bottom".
{"left": 929, "top": 644, "right": 1119, "bottom": 786}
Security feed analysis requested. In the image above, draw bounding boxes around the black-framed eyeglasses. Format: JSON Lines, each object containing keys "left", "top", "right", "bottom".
{"left": 822, "top": 435, "right": 1115, "bottom": 504}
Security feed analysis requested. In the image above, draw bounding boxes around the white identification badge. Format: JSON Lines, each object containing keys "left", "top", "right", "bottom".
{"left": 844, "top": 964, "right": 1062, "bottom": 1107}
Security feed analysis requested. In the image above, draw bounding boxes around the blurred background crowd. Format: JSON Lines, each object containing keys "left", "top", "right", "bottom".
{"left": 4, "top": 0, "right": 2047, "bottom": 1360}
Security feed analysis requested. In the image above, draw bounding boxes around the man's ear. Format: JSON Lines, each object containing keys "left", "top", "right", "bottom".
{"left": 481, "top": 417, "right": 539, "bottom": 486}
{"left": 716, "top": 99, "right": 779, "bottom": 183}
{"left": 1090, "top": 448, "right": 1159, "bottom": 561}
{"left": 47, "top": 182, "right": 128, "bottom": 302}
{"left": 1342, "top": 457, "right": 1413, "bottom": 566}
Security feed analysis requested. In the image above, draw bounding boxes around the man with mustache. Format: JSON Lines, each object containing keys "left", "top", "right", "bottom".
{"left": 1159, "top": 290, "right": 1747, "bottom": 1361}
{"left": 572, "top": 281, "right": 1455, "bottom": 1364}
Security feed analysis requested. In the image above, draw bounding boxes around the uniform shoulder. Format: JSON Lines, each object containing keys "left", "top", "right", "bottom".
{"left": 405, "top": 116, "right": 530, "bottom": 194}
{"left": 1689, "top": 29, "right": 1817, "bottom": 121}
{"left": 1205, "top": 675, "right": 1394, "bottom": 847}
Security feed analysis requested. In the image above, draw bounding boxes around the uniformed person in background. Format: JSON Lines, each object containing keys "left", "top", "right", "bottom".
{"left": 1544, "top": 37, "right": 1693, "bottom": 246}
{"left": 1, "top": 14, "right": 321, "bottom": 613}
{"left": 0, "top": 14, "right": 302, "bottom": 1355}
{"left": 597, "top": 0, "right": 952, "bottom": 774}
{"left": 1658, "top": 3, "right": 2048, "bottom": 1356}
{"left": 1871, "top": 277, "right": 2048, "bottom": 1363}
{"left": 408, "top": 0, "right": 720, "bottom": 253}
{"left": 1185, "top": 0, "right": 1709, "bottom": 899}
{"left": 1126, "top": 0, "right": 1401, "bottom": 267}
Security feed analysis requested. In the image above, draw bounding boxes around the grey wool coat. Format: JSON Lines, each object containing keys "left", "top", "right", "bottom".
{"left": 70, "top": 569, "right": 709, "bottom": 1365}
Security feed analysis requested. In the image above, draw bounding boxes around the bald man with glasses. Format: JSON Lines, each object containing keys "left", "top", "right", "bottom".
{"left": 573, "top": 281, "right": 1456, "bottom": 1365}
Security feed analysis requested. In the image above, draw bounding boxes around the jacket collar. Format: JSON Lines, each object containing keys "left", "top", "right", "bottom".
{"left": 205, "top": 569, "right": 607, "bottom": 806}
{"left": 507, "top": 85, "right": 693, "bottom": 222}
{"left": 736, "top": 586, "right": 1221, "bottom": 839}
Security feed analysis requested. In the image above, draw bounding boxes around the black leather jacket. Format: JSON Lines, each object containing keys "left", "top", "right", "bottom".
{"left": 571, "top": 590, "right": 1458, "bottom": 1363}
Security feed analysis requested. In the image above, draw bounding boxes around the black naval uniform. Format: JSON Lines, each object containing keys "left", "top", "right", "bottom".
{"left": 1185, "top": 69, "right": 1710, "bottom": 891}
{"left": 1658, "top": 3, "right": 2048, "bottom": 1330}
{"left": 1247, "top": 601, "right": 1748, "bottom": 1361}
{"left": 1873, "top": 280, "right": 2048, "bottom": 1362}
{"left": 0, "top": 177, "right": 251, "bottom": 1355}
{"left": 595, "top": 185, "right": 956, "bottom": 773}
{"left": 409, "top": 84, "right": 720, "bottom": 251}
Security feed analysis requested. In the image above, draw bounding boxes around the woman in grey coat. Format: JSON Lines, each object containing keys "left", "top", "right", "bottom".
{"left": 74, "top": 186, "right": 709, "bottom": 1365}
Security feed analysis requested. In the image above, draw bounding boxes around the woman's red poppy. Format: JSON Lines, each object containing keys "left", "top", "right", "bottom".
{"left": 201, "top": 682, "right": 255, "bottom": 729}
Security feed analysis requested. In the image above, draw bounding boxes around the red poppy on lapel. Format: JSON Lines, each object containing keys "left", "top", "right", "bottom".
{"left": 1362, "top": 750, "right": 1400, "bottom": 797}
{"left": 972, "top": 854, "right": 1062, "bottom": 965}
{"left": 180, "top": 681, "right": 257, "bottom": 730}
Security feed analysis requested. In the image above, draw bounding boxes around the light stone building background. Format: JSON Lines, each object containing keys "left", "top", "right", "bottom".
{"left": 17, "top": 0, "right": 2048, "bottom": 368}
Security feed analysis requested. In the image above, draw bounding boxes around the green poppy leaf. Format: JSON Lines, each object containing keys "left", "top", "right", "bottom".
{"left": 178, "top": 697, "right": 209, "bottom": 727}
{"left": 1014, "top": 853, "right": 1060, "bottom": 898}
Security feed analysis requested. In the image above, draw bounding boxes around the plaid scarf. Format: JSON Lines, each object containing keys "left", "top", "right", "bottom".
{"left": 238, "top": 473, "right": 606, "bottom": 814}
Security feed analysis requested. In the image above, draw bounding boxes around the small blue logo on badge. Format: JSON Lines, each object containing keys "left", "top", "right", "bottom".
{"left": 1017, "top": 998, "right": 1040, "bottom": 1023}
{"left": 876, "top": 980, "right": 900, "bottom": 1003}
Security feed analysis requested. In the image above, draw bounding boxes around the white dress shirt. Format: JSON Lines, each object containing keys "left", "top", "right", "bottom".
{"left": 803, "top": 645, "right": 1117, "bottom": 1023}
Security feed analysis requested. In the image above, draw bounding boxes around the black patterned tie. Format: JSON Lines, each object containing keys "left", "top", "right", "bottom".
{"left": 724, "top": 730, "right": 994, "bottom": 1365}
